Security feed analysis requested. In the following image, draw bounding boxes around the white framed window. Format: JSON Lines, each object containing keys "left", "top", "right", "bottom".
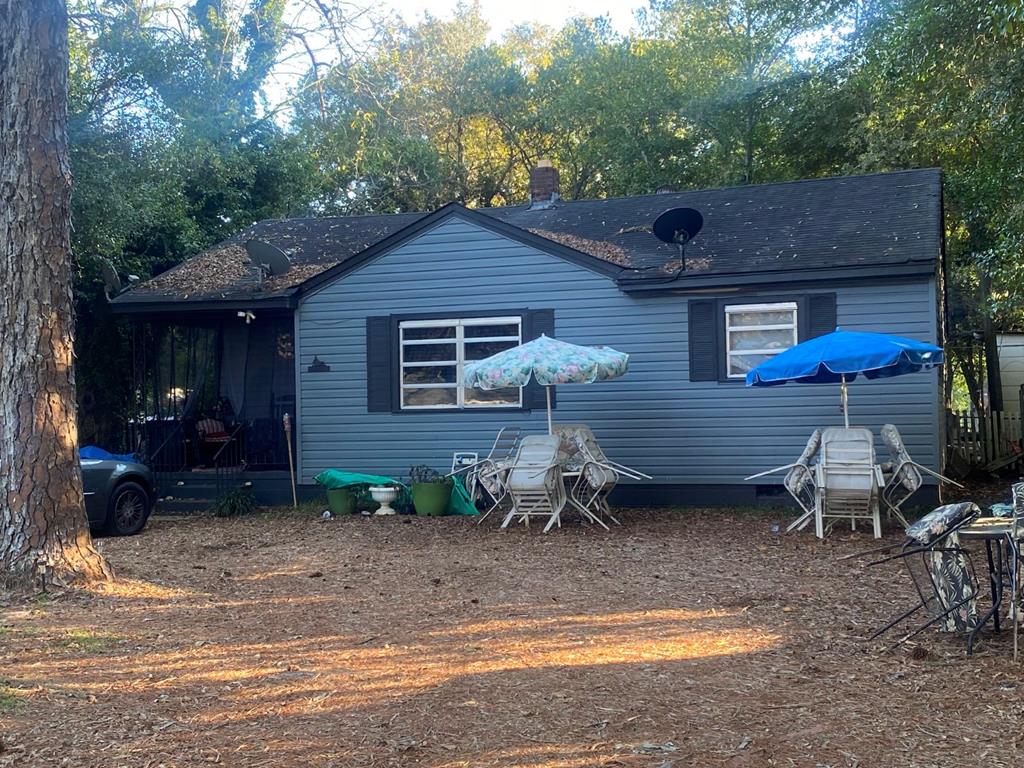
{"left": 399, "top": 316, "right": 523, "bottom": 409}
{"left": 724, "top": 302, "right": 798, "bottom": 378}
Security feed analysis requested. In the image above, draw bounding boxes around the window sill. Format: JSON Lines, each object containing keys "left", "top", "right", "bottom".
{"left": 393, "top": 406, "right": 531, "bottom": 415}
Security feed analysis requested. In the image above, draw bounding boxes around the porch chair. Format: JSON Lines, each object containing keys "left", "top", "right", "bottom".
{"left": 745, "top": 430, "right": 822, "bottom": 533}
{"left": 447, "top": 427, "right": 522, "bottom": 525}
{"left": 501, "top": 435, "right": 567, "bottom": 533}
{"left": 880, "top": 424, "right": 963, "bottom": 528}
{"left": 864, "top": 502, "right": 981, "bottom": 650}
{"left": 816, "top": 427, "right": 885, "bottom": 539}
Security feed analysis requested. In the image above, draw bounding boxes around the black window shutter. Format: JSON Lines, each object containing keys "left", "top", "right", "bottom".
{"left": 688, "top": 299, "right": 719, "bottom": 381}
{"left": 806, "top": 293, "right": 837, "bottom": 340}
{"left": 366, "top": 316, "right": 393, "bottom": 412}
{"left": 525, "top": 309, "right": 555, "bottom": 410}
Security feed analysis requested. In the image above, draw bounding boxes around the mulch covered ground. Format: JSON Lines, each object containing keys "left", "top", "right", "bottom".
{"left": 1, "top": 508, "right": 1022, "bottom": 767}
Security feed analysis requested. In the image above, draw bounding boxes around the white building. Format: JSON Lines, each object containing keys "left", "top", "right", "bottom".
{"left": 997, "top": 333, "right": 1024, "bottom": 415}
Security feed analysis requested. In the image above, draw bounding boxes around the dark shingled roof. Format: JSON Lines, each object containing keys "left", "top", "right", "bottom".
{"left": 113, "top": 168, "right": 941, "bottom": 307}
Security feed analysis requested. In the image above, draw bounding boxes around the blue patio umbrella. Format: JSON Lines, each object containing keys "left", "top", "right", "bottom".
{"left": 745, "top": 329, "right": 943, "bottom": 427}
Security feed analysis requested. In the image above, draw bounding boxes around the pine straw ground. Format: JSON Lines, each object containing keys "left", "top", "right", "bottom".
{"left": 1, "top": 508, "right": 1022, "bottom": 768}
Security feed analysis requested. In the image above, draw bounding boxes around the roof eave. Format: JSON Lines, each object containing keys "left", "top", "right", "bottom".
{"left": 109, "top": 293, "right": 299, "bottom": 315}
{"left": 617, "top": 260, "right": 938, "bottom": 294}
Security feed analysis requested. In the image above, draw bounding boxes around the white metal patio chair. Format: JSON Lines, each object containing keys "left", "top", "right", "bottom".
{"left": 744, "top": 430, "right": 822, "bottom": 532}
{"left": 552, "top": 423, "right": 652, "bottom": 528}
{"left": 880, "top": 424, "right": 963, "bottom": 528}
{"left": 501, "top": 434, "right": 567, "bottom": 533}
{"left": 816, "top": 426, "right": 884, "bottom": 539}
{"left": 448, "top": 426, "right": 523, "bottom": 525}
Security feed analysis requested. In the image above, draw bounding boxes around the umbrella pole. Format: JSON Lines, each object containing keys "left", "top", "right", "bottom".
{"left": 841, "top": 374, "right": 850, "bottom": 428}
{"left": 546, "top": 386, "right": 553, "bottom": 435}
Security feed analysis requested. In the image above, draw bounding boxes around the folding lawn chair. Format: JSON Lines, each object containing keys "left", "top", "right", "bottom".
{"left": 880, "top": 424, "right": 963, "bottom": 528}
{"left": 746, "top": 430, "right": 822, "bottom": 533}
{"left": 864, "top": 502, "right": 981, "bottom": 650}
{"left": 502, "top": 435, "right": 567, "bottom": 533}
{"left": 816, "top": 427, "right": 885, "bottom": 539}
{"left": 448, "top": 427, "right": 522, "bottom": 525}
{"left": 553, "top": 423, "right": 651, "bottom": 528}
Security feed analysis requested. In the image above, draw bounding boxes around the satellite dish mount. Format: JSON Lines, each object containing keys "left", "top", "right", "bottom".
{"left": 652, "top": 207, "right": 704, "bottom": 272}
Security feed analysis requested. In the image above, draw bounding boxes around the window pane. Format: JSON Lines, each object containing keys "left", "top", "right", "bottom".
{"left": 464, "top": 323, "right": 520, "bottom": 339}
{"left": 403, "top": 387, "right": 458, "bottom": 407}
{"left": 727, "top": 328, "right": 795, "bottom": 352}
{"left": 465, "top": 339, "right": 518, "bottom": 361}
{"left": 402, "top": 366, "right": 457, "bottom": 385}
{"left": 403, "top": 342, "right": 456, "bottom": 363}
{"left": 727, "top": 310, "right": 795, "bottom": 327}
{"left": 402, "top": 325, "right": 456, "bottom": 341}
{"left": 728, "top": 352, "right": 776, "bottom": 376}
{"left": 464, "top": 386, "right": 520, "bottom": 406}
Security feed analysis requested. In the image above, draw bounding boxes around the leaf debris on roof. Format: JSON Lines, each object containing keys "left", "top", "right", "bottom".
{"left": 527, "top": 228, "right": 633, "bottom": 266}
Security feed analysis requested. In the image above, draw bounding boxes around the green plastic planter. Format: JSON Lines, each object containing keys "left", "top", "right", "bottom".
{"left": 326, "top": 487, "right": 357, "bottom": 516}
{"left": 411, "top": 482, "right": 452, "bottom": 517}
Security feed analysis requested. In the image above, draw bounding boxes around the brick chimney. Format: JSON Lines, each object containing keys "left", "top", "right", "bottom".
{"left": 529, "top": 159, "right": 560, "bottom": 209}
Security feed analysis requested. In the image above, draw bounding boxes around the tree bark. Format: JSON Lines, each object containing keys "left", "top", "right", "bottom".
{"left": 0, "top": 0, "right": 113, "bottom": 589}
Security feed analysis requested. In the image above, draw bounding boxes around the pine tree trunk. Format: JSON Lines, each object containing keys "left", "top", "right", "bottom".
{"left": 0, "top": 0, "right": 113, "bottom": 589}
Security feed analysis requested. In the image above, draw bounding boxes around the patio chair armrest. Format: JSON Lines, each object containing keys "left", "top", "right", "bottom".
{"left": 745, "top": 463, "right": 798, "bottom": 481}
{"left": 602, "top": 459, "right": 652, "bottom": 480}
{"left": 910, "top": 462, "right": 964, "bottom": 488}
{"left": 446, "top": 462, "right": 481, "bottom": 477}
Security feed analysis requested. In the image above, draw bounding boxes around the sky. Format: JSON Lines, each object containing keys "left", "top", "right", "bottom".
{"left": 381, "top": 0, "right": 642, "bottom": 37}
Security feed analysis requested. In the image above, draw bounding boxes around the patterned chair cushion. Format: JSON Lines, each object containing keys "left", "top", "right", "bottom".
{"left": 905, "top": 502, "right": 981, "bottom": 545}
{"left": 926, "top": 546, "right": 979, "bottom": 632}
{"left": 881, "top": 424, "right": 919, "bottom": 492}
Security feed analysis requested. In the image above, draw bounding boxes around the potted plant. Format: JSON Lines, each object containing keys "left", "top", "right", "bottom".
{"left": 325, "top": 486, "right": 357, "bottom": 516}
{"left": 408, "top": 465, "right": 452, "bottom": 517}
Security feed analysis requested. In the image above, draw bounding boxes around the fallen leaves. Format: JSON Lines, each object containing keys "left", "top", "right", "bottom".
{"left": 1, "top": 509, "right": 1022, "bottom": 768}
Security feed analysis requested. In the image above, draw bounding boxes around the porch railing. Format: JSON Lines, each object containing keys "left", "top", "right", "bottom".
{"left": 947, "top": 410, "right": 1024, "bottom": 471}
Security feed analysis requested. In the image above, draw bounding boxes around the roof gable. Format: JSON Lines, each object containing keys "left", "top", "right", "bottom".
{"left": 298, "top": 203, "right": 623, "bottom": 298}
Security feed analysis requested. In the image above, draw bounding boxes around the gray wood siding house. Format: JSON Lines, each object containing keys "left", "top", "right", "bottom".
{"left": 112, "top": 167, "right": 945, "bottom": 506}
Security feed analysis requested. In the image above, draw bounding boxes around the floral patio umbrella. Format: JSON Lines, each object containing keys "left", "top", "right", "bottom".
{"left": 463, "top": 334, "right": 629, "bottom": 433}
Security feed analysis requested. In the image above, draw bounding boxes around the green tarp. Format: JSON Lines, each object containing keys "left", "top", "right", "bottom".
{"left": 313, "top": 470, "right": 408, "bottom": 491}
{"left": 312, "top": 469, "right": 478, "bottom": 516}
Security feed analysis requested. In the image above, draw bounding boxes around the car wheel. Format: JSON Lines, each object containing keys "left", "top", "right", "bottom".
{"left": 105, "top": 481, "right": 151, "bottom": 536}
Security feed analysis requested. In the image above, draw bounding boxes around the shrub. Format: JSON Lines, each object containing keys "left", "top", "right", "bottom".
{"left": 211, "top": 487, "right": 257, "bottom": 518}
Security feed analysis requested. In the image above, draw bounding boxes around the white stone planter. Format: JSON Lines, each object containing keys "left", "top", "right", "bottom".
{"left": 369, "top": 485, "right": 398, "bottom": 515}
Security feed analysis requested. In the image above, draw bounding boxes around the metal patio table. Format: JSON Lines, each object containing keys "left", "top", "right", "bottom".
{"left": 960, "top": 517, "right": 1015, "bottom": 654}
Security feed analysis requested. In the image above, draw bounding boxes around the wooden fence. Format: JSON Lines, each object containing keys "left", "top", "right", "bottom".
{"left": 947, "top": 410, "right": 1024, "bottom": 471}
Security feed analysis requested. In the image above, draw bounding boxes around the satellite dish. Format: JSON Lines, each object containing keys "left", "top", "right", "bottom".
{"left": 245, "top": 239, "right": 291, "bottom": 277}
{"left": 100, "top": 259, "right": 121, "bottom": 300}
{"left": 653, "top": 207, "right": 704, "bottom": 245}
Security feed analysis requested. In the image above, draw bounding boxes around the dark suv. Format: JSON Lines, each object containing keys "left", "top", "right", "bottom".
{"left": 80, "top": 454, "right": 155, "bottom": 536}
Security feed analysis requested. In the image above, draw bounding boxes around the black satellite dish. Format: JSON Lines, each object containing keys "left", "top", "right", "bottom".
{"left": 100, "top": 259, "right": 121, "bottom": 300}
{"left": 653, "top": 207, "right": 704, "bottom": 246}
{"left": 245, "top": 239, "right": 291, "bottom": 277}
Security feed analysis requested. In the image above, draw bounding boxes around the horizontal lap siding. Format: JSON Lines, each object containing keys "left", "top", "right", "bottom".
{"left": 297, "top": 217, "right": 940, "bottom": 485}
